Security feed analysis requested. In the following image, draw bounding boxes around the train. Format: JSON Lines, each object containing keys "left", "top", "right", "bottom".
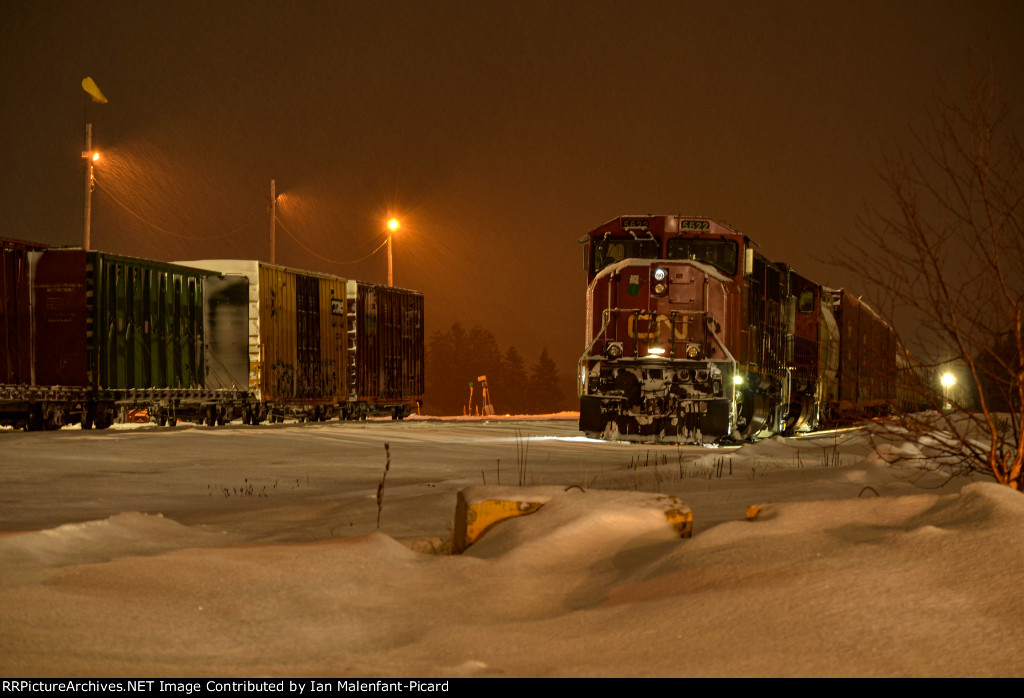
{"left": 0, "top": 238, "right": 424, "bottom": 430}
{"left": 578, "top": 215, "right": 919, "bottom": 444}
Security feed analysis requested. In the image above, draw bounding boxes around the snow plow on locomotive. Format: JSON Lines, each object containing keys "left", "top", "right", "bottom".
{"left": 578, "top": 215, "right": 909, "bottom": 444}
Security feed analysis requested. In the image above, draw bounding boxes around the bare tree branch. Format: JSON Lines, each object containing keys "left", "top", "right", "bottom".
{"left": 847, "top": 58, "right": 1023, "bottom": 490}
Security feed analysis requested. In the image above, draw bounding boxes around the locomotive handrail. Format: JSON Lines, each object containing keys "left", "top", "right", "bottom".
{"left": 577, "top": 308, "right": 613, "bottom": 395}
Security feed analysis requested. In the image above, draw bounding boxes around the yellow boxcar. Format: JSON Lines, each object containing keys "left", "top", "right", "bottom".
{"left": 183, "top": 260, "right": 348, "bottom": 421}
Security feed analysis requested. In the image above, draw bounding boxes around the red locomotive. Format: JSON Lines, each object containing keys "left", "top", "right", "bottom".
{"left": 578, "top": 215, "right": 907, "bottom": 443}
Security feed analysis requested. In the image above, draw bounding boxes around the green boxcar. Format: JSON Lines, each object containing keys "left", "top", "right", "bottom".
{"left": 32, "top": 249, "right": 214, "bottom": 391}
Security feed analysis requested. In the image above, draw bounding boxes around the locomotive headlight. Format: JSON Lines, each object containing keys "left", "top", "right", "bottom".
{"left": 685, "top": 343, "right": 701, "bottom": 360}
{"left": 733, "top": 374, "right": 745, "bottom": 385}
{"left": 651, "top": 268, "right": 669, "bottom": 297}
{"left": 605, "top": 342, "right": 623, "bottom": 359}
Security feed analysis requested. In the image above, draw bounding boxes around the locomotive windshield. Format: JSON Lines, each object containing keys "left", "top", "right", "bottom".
{"left": 593, "top": 236, "right": 660, "bottom": 271}
{"left": 667, "top": 237, "right": 738, "bottom": 275}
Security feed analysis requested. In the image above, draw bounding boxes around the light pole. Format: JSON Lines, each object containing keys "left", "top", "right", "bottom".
{"left": 387, "top": 217, "right": 400, "bottom": 286}
{"left": 82, "top": 124, "right": 98, "bottom": 249}
{"left": 270, "top": 179, "right": 276, "bottom": 264}
{"left": 80, "top": 77, "right": 107, "bottom": 250}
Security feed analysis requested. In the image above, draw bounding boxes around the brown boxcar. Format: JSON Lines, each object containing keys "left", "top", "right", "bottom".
{"left": 1, "top": 238, "right": 45, "bottom": 387}
{"left": 348, "top": 281, "right": 424, "bottom": 419}
{"left": 833, "top": 289, "right": 898, "bottom": 416}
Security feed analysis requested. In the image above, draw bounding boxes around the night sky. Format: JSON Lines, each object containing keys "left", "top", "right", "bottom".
{"left": 3, "top": 1, "right": 1022, "bottom": 408}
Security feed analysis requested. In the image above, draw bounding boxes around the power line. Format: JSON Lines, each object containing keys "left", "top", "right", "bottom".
{"left": 275, "top": 215, "right": 388, "bottom": 265}
{"left": 95, "top": 178, "right": 262, "bottom": 241}
{"left": 95, "top": 177, "right": 389, "bottom": 265}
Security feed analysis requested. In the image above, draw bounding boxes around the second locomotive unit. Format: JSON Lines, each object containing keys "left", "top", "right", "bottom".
{"left": 578, "top": 215, "right": 903, "bottom": 444}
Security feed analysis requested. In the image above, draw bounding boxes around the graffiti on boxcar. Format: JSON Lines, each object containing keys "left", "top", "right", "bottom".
{"left": 364, "top": 289, "right": 377, "bottom": 334}
{"left": 272, "top": 358, "right": 342, "bottom": 400}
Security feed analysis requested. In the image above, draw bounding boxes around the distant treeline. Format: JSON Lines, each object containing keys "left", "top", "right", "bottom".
{"left": 425, "top": 323, "right": 565, "bottom": 416}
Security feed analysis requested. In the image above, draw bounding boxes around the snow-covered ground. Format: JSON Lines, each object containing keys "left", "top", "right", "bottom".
{"left": 1, "top": 416, "right": 1021, "bottom": 677}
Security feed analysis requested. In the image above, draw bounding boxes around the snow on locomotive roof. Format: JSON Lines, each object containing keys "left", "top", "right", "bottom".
{"left": 579, "top": 215, "right": 751, "bottom": 244}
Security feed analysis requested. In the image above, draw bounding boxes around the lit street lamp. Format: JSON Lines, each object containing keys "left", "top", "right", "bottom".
{"left": 941, "top": 371, "right": 957, "bottom": 409}
{"left": 387, "top": 217, "right": 400, "bottom": 286}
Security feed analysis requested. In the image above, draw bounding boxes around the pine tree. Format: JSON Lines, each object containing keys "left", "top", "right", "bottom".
{"left": 500, "top": 346, "right": 529, "bottom": 415}
{"left": 528, "top": 348, "right": 565, "bottom": 414}
{"left": 425, "top": 323, "right": 472, "bottom": 414}
{"left": 425, "top": 323, "right": 510, "bottom": 415}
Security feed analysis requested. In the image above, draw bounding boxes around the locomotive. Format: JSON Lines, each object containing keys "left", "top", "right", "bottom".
{"left": 0, "top": 239, "right": 424, "bottom": 430}
{"left": 578, "top": 215, "right": 907, "bottom": 444}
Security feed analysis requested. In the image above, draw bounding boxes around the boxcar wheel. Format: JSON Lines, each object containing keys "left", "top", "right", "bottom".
{"left": 27, "top": 405, "right": 44, "bottom": 432}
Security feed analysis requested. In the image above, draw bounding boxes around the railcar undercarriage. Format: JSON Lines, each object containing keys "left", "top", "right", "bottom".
{"left": 579, "top": 358, "right": 736, "bottom": 444}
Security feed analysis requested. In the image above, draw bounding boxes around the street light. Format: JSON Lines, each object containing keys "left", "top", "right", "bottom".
{"left": 941, "top": 371, "right": 957, "bottom": 408}
{"left": 387, "top": 217, "right": 400, "bottom": 286}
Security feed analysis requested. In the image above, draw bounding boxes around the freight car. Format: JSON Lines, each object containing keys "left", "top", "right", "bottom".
{"left": 346, "top": 281, "right": 425, "bottom": 420}
{"left": 0, "top": 241, "right": 425, "bottom": 430}
{"left": 1, "top": 238, "right": 47, "bottom": 428}
{"left": 1, "top": 237, "right": 45, "bottom": 385}
{"left": 182, "top": 259, "right": 350, "bottom": 424}
{"left": 1, "top": 245, "right": 247, "bottom": 429}
{"left": 577, "top": 215, "right": 914, "bottom": 444}
{"left": 182, "top": 261, "right": 425, "bottom": 423}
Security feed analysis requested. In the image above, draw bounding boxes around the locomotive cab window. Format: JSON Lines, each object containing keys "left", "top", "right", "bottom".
{"left": 666, "top": 238, "right": 738, "bottom": 276}
{"left": 798, "top": 289, "right": 815, "bottom": 313}
{"left": 593, "top": 237, "right": 659, "bottom": 271}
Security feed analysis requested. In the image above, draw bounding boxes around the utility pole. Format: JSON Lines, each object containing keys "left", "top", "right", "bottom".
{"left": 80, "top": 78, "right": 107, "bottom": 250}
{"left": 270, "top": 179, "right": 276, "bottom": 264}
{"left": 82, "top": 123, "right": 94, "bottom": 249}
{"left": 387, "top": 217, "right": 400, "bottom": 286}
